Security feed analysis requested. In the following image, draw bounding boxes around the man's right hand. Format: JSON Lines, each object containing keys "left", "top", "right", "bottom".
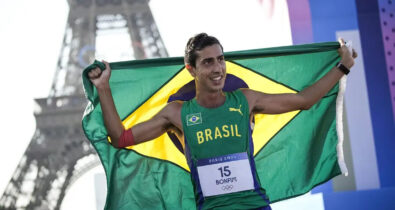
{"left": 88, "top": 60, "right": 111, "bottom": 89}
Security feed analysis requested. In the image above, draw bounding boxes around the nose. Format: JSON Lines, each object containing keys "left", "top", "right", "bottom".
{"left": 213, "top": 60, "right": 224, "bottom": 73}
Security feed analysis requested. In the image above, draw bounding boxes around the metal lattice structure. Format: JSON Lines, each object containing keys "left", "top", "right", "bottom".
{"left": 0, "top": 0, "right": 167, "bottom": 209}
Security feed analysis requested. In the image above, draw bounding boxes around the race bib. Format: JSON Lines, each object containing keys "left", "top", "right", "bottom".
{"left": 196, "top": 152, "right": 255, "bottom": 197}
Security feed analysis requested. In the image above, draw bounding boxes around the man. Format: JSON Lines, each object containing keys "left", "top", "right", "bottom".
{"left": 88, "top": 33, "right": 357, "bottom": 209}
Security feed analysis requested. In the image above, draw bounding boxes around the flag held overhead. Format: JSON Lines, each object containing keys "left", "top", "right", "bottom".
{"left": 82, "top": 42, "right": 347, "bottom": 209}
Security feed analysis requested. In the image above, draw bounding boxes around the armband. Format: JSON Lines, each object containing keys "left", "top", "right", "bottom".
{"left": 117, "top": 129, "right": 135, "bottom": 148}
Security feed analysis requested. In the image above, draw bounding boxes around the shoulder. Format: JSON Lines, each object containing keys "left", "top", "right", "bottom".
{"left": 162, "top": 100, "right": 183, "bottom": 114}
{"left": 163, "top": 101, "right": 184, "bottom": 130}
{"left": 240, "top": 88, "right": 253, "bottom": 96}
{"left": 240, "top": 88, "right": 260, "bottom": 103}
{"left": 152, "top": 100, "right": 183, "bottom": 129}
{"left": 239, "top": 88, "right": 268, "bottom": 114}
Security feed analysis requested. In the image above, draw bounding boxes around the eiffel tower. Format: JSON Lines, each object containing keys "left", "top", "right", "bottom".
{"left": 0, "top": 0, "right": 167, "bottom": 209}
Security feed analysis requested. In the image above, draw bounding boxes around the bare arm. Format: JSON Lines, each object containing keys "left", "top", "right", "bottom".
{"left": 88, "top": 61, "right": 182, "bottom": 147}
{"left": 130, "top": 102, "right": 182, "bottom": 144}
{"left": 244, "top": 38, "right": 358, "bottom": 114}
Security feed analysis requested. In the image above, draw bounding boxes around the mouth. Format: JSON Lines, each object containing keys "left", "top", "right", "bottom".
{"left": 210, "top": 75, "right": 223, "bottom": 81}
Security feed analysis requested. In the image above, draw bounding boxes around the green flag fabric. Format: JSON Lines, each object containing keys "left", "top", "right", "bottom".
{"left": 82, "top": 42, "right": 347, "bottom": 209}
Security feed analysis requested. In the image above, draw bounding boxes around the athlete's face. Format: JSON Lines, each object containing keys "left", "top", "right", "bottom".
{"left": 190, "top": 44, "right": 226, "bottom": 93}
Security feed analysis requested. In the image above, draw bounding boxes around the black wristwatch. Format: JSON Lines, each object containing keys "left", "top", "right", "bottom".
{"left": 336, "top": 62, "right": 350, "bottom": 75}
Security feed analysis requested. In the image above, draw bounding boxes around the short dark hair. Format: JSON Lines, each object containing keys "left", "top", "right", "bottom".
{"left": 184, "top": 33, "right": 223, "bottom": 67}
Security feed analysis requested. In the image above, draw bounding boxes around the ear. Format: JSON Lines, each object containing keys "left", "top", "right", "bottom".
{"left": 185, "top": 63, "right": 196, "bottom": 77}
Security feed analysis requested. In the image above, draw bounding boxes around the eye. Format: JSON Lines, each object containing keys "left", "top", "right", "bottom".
{"left": 203, "top": 59, "right": 213, "bottom": 65}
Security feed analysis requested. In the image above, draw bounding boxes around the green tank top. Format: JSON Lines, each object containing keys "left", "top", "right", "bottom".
{"left": 181, "top": 90, "right": 270, "bottom": 210}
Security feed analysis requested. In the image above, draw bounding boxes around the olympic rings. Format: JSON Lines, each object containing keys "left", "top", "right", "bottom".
{"left": 221, "top": 185, "right": 234, "bottom": 191}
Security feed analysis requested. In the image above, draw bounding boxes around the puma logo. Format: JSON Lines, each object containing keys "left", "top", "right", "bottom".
{"left": 229, "top": 105, "right": 243, "bottom": 116}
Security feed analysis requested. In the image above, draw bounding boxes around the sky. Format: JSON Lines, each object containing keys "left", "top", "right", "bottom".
{"left": 0, "top": 0, "right": 324, "bottom": 209}
{"left": 0, "top": 0, "right": 68, "bottom": 203}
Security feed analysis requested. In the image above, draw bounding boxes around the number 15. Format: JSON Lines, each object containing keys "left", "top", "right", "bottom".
{"left": 218, "top": 166, "right": 231, "bottom": 177}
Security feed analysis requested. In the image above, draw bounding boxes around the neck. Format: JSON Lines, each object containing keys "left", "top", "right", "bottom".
{"left": 195, "top": 89, "right": 225, "bottom": 108}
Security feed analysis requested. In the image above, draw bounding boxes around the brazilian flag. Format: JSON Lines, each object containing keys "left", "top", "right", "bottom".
{"left": 82, "top": 42, "right": 347, "bottom": 209}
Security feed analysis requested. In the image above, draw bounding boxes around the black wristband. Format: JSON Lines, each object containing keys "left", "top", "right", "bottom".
{"left": 336, "top": 62, "right": 350, "bottom": 75}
